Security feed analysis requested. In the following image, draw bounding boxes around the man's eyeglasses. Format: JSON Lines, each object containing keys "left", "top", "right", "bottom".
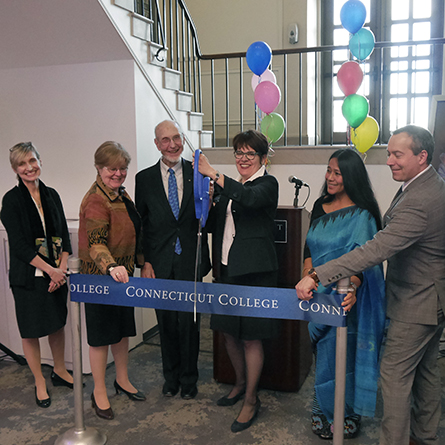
{"left": 104, "top": 166, "right": 128, "bottom": 174}
{"left": 234, "top": 151, "right": 260, "bottom": 160}
{"left": 158, "top": 135, "right": 183, "bottom": 148}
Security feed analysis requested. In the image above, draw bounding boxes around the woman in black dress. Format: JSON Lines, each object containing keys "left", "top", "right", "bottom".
{"left": 1, "top": 142, "right": 73, "bottom": 408}
{"left": 78, "top": 141, "right": 145, "bottom": 420}
{"left": 195, "top": 130, "right": 279, "bottom": 432}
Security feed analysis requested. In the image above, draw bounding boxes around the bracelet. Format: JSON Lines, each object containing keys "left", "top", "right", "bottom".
{"left": 106, "top": 263, "right": 119, "bottom": 275}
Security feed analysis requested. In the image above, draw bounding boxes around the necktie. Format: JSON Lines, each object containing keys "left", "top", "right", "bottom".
{"left": 168, "top": 168, "right": 182, "bottom": 255}
{"left": 394, "top": 186, "right": 403, "bottom": 199}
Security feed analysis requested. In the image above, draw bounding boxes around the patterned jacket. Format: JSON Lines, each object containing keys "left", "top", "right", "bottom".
{"left": 78, "top": 175, "right": 143, "bottom": 276}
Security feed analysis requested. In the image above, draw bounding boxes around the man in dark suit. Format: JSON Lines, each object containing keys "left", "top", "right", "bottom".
{"left": 296, "top": 125, "right": 445, "bottom": 445}
{"left": 135, "top": 120, "right": 210, "bottom": 400}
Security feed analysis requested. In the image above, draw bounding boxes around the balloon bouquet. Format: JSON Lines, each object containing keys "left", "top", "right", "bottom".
{"left": 246, "top": 41, "right": 285, "bottom": 147}
{"left": 339, "top": 0, "right": 379, "bottom": 154}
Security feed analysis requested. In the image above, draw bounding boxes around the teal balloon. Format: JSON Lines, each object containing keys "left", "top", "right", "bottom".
{"left": 340, "top": 0, "right": 367, "bottom": 34}
{"left": 261, "top": 113, "right": 285, "bottom": 144}
{"left": 342, "top": 94, "right": 369, "bottom": 128}
{"left": 349, "top": 28, "right": 375, "bottom": 61}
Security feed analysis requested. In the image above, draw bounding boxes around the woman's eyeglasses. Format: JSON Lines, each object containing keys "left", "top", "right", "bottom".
{"left": 9, "top": 142, "right": 34, "bottom": 152}
{"left": 104, "top": 166, "right": 128, "bottom": 174}
{"left": 234, "top": 151, "right": 260, "bottom": 160}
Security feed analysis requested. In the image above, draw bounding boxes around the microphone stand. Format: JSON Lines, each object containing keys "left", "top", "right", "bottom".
{"left": 292, "top": 183, "right": 302, "bottom": 208}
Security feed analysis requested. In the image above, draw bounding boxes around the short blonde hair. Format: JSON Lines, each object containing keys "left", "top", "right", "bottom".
{"left": 94, "top": 141, "right": 131, "bottom": 169}
{"left": 9, "top": 142, "right": 41, "bottom": 170}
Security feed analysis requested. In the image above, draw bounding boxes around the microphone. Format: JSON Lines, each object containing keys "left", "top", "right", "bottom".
{"left": 288, "top": 176, "right": 309, "bottom": 187}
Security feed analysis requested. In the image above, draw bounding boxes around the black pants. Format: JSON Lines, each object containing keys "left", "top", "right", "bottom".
{"left": 157, "top": 254, "right": 200, "bottom": 390}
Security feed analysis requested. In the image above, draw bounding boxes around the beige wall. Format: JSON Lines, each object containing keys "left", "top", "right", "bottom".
{"left": 187, "top": 0, "right": 316, "bottom": 144}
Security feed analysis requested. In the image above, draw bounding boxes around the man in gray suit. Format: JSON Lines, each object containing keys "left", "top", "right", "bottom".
{"left": 296, "top": 125, "right": 445, "bottom": 445}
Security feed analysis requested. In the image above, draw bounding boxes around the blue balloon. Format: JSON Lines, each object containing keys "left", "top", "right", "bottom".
{"left": 340, "top": 0, "right": 367, "bottom": 34}
{"left": 246, "top": 41, "right": 272, "bottom": 76}
{"left": 349, "top": 28, "right": 375, "bottom": 61}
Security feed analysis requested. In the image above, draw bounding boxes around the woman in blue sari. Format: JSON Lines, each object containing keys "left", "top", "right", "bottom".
{"left": 302, "top": 148, "right": 386, "bottom": 440}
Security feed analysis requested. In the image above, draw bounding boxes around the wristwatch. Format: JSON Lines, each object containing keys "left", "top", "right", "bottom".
{"left": 214, "top": 171, "right": 221, "bottom": 183}
{"left": 307, "top": 268, "right": 320, "bottom": 284}
{"left": 349, "top": 281, "right": 358, "bottom": 292}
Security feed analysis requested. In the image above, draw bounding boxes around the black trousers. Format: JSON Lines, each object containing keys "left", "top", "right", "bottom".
{"left": 156, "top": 254, "right": 200, "bottom": 390}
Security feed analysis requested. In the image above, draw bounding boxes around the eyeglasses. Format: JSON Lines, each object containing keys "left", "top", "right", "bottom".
{"left": 9, "top": 142, "right": 34, "bottom": 152}
{"left": 158, "top": 134, "right": 183, "bottom": 148}
{"left": 104, "top": 166, "right": 128, "bottom": 174}
{"left": 234, "top": 151, "right": 260, "bottom": 160}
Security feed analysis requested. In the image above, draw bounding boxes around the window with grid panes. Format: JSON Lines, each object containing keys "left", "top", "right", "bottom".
{"left": 320, "top": 0, "right": 443, "bottom": 144}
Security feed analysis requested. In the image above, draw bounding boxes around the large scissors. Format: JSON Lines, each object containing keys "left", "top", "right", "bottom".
{"left": 193, "top": 149, "right": 211, "bottom": 322}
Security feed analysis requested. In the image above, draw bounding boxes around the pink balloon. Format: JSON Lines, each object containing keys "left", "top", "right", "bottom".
{"left": 254, "top": 81, "right": 281, "bottom": 114}
{"left": 251, "top": 69, "right": 276, "bottom": 92}
{"left": 337, "top": 61, "right": 363, "bottom": 96}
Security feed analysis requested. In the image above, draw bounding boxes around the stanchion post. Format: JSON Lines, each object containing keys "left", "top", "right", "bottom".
{"left": 55, "top": 257, "right": 107, "bottom": 445}
{"left": 332, "top": 277, "right": 349, "bottom": 445}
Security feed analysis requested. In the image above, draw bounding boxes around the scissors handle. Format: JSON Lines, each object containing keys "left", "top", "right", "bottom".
{"left": 193, "top": 149, "right": 210, "bottom": 227}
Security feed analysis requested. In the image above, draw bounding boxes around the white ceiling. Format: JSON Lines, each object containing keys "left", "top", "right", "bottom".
{"left": 0, "top": 0, "right": 132, "bottom": 69}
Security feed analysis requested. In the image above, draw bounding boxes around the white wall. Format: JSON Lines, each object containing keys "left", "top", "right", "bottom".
{"left": 0, "top": 60, "right": 138, "bottom": 219}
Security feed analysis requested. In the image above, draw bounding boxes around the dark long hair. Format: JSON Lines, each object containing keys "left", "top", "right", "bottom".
{"left": 321, "top": 148, "right": 382, "bottom": 230}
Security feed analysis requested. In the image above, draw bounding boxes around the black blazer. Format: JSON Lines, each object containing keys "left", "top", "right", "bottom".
{"left": 1, "top": 184, "right": 72, "bottom": 289}
{"left": 210, "top": 172, "right": 279, "bottom": 278}
{"left": 135, "top": 159, "right": 211, "bottom": 281}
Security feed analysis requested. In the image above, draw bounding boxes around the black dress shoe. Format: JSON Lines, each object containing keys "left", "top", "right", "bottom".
{"left": 51, "top": 371, "right": 85, "bottom": 389}
{"left": 217, "top": 388, "right": 246, "bottom": 406}
{"left": 114, "top": 380, "right": 146, "bottom": 401}
{"left": 91, "top": 393, "right": 114, "bottom": 420}
{"left": 181, "top": 386, "right": 198, "bottom": 400}
{"left": 35, "top": 387, "right": 51, "bottom": 408}
{"left": 231, "top": 397, "right": 261, "bottom": 433}
{"left": 162, "top": 383, "right": 179, "bottom": 397}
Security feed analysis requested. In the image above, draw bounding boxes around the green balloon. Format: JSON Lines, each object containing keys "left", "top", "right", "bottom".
{"left": 261, "top": 112, "right": 285, "bottom": 144}
{"left": 341, "top": 94, "right": 369, "bottom": 128}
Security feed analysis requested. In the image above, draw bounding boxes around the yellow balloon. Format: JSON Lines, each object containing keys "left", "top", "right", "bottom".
{"left": 351, "top": 116, "right": 379, "bottom": 153}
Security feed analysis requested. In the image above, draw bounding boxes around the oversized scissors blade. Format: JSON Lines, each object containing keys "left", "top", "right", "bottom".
{"left": 193, "top": 217, "right": 203, "bottom": 323}
{"left": 193, "top": 149, "right": 210, "bottom": 323}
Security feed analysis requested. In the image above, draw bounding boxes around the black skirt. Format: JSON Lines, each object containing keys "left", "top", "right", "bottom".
{"left": 12, "top": 277, "right": 68, "bottom": 339}
{"left": 210, "top": 266, "right": 280, "bottom": 341}
{"left": 85, "top": 302, "right": 136, "bottom": 347}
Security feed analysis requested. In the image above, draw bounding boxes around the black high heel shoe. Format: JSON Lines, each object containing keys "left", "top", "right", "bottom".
{"left": 231, "top": 397, "right": 261, "bottom": 433}
{"left": 114, "top": 380, "right": 146, "bottom": 401}
{"left": 35, "top": 387, "right": 51, "bottom": 408}
{"left": 217, "top": 388, "right": 246, "bottom": 406}
{"left": 51, "top": 371, "right": 85, "bottom": 389}
{"left": 91, "top": 393, "right": 114, "bottom": 420}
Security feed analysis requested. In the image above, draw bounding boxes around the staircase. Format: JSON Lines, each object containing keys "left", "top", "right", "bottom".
{"left": 99, "top": 0, "right": 213, "bottom": 153}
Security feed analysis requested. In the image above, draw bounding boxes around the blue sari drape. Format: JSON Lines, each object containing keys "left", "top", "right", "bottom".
{"left": 307, "top": 206, "right": 386, "bottom": 421}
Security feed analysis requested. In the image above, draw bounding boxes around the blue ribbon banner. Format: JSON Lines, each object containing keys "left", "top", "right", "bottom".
{"left": 70, "top": 274, "right": 347, "bottom": 327}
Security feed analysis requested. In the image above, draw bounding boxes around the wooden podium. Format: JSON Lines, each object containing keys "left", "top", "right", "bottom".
{"left": 213, "top": 207, "right": 313, "bottom": 392}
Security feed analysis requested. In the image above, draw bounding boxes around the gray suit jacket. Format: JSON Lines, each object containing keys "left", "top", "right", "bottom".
{"left": 317, "top": 166, "right": 445, "bottom": 325}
